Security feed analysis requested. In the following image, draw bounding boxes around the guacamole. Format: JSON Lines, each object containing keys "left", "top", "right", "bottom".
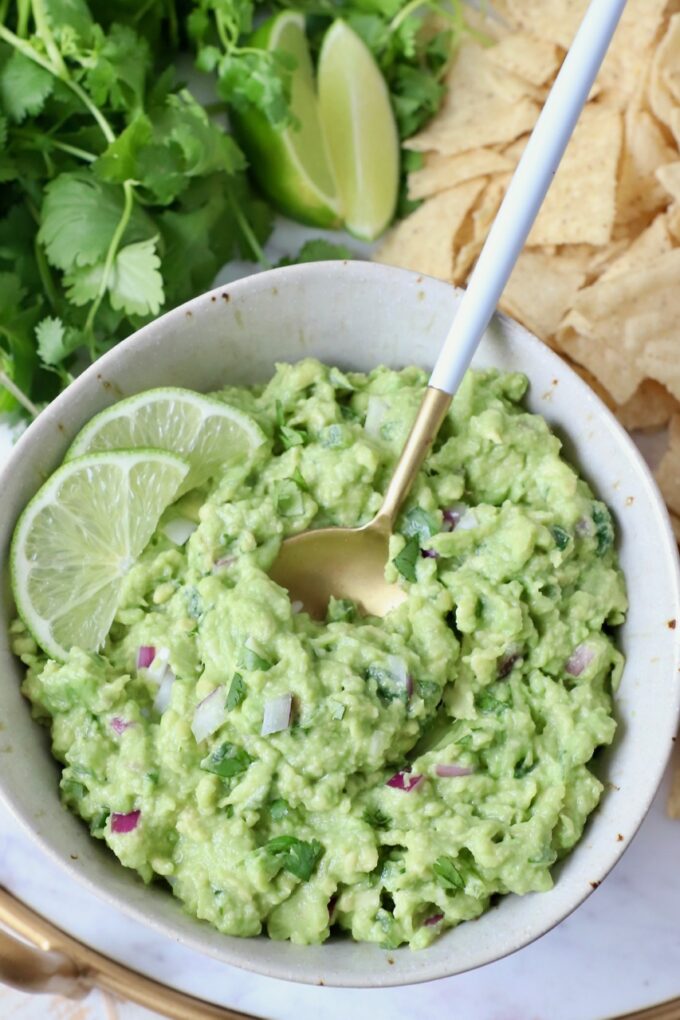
{"left": 11, "top": 360, "right": 627, "bottom": 949}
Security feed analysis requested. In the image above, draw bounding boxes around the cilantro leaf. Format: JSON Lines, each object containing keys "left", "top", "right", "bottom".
{"left": 277, "top": 239, "right": 355, "bottom": 267}
{"left": 226, "top": 672, "right": 246, "bottom": 711}
{"left": 269, "top": 797, "right": 291, "bottom": 820}
{"left": 362, "top": 805, "right": 391, "bottom": 829}
{"left": 265, "top": 834, "right": 323, "bottom": 881}
{"left": 433, "top": 855, "right": 464, "bottom": 891}
{"left": 108, "top": 237, "right": 164, "bottom": 317}
{"left": 550, "top": 525, "right": 570, "bottom": 551}
{"left": 200, "top": 741, "right": 253, "bottom": 778}
{"left": 592, "top": 503, "right": 614, "bottom": 556}
{"left": 35, "top": 317, "right": 81, "bottom": 367}
{"left": 0, "top": 51, "right": 54, "bottom": 123}
{"left": 38, "top": 174, "right": 124, "bottom": 272}
{"left": 392, "top": 535, "right": 420, "bottom": 582}
{"left": 239, "top": 643, "right": 273, "bottom": 672}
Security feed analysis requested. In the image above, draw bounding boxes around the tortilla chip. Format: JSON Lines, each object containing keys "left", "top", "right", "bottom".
{"left": 499, "top": 250, "right": 587, "bottom": 340}
{"left": 615, "top": 108, "right": 678, "bottom": 225}
{"left": 640, "top": 333, "right": 680, "bottom": 403}
{"left": 669, "top": 738, "right": 680, "bottom": 820}
{"left": 671, "top": 513, "right": 680, "bottom": 546}
{"left": 616, "top": 380, "right": 680, "bottom": 430}
{"left": 405, "top": 41, "right": 540, "bottom": 156}
{"left": 556, "top": 313, "right": 644, "bottom": 404}
{"left": 671, "top": 108, "right": 680, "bottom": 150}
{"left": 656, "top": 415, "right": 680, "bottom": 516}
{"left": 452, "top": 174, "right": 511, "bottom": 284}
{"left": 486, "top": 31, "right": 562, "bottom": 87}
{"left": 507, "top": 0, "right": 669, "bottom": 100}
{"left": 668, "top": 202, "right": 680, "bottom": 242}
{"left": 656, "top": 161, "right": 680, "bottom": 202}
{"left": 648, "top": 14, "right": 680, "bottom": 131}
{"left": 374, "top": 178, "right": 487, "bottom": 282}
{"left": 527, "top": 104, "right": 623, "bottom": 246}
{"left": 408, "top": 148, "right": 513, "bottom": 201}
{"left": 599, "top": 214, "right": 674, "bottom": 282}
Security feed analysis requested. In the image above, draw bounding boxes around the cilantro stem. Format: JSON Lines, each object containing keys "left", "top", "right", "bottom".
{"left": 214, "top": 12, "right": 233, "bottom": 52}
{"left": 31, "top": 0, "right": 67, "bottom": 77}
{"left": 84, "top": 180, "right": 135, "bottom": 342}
{"left": 15, "top": 0, "right": 29, "bottom": 37}
{"left": 34, "top": 236, "right": 60, "bottom": 311}
{"left": 0, "top": 23, "right": 116, "bottom": 145}
{"left": 46, "top": 139, "right": 97, "bottom": 163}
{"left": 226, "top": 188, "right": 271, "bottom": 268}
{"left": 0, "top": 370, "right": 39, "bottom": 418}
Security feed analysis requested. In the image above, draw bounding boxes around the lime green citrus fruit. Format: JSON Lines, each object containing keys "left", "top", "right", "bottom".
{"left": 318, "top": 20, "right": 400, "bottom": 241}
{"left": 11, "top": 450, "right": 189, "bottom": 661}
{"left": 231, "top": 11, "right": 342, "bottom": 228}
{"left": 66, "top": 387, "right": 266, "bottom": 495}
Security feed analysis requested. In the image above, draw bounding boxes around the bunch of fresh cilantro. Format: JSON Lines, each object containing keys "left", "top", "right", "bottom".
{"left": 0, "top": 0, "right": 464, "bottom": 417}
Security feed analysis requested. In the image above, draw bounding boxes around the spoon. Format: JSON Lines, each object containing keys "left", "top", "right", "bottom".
{"left": 270, "top": 0, "right": 628, "bottom": 619}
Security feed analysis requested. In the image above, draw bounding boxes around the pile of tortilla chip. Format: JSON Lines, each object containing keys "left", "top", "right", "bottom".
{"left": 375, "top": 0, "right": 680, "bottom": 547}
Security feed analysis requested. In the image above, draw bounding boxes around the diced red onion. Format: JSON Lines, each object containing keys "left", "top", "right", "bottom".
{"left": 213, "top": 554, "right": 235, "bottom": 573}
{"left": 291, "top": 600, "right": 304, "bottom": 614}
{"left": 143, "top": 647, "right": 170, "bottom": 685}
{"left": 575, "top": 516, "right": 594, "bottom": 537}
{"left": 364, "top": 395, "right": 390, "bottom": 439}
{"left": 498, "top": 650, "right": 522, "bottom": 679}
{"left": 434, "top": 763, "right": 475, "bottom": 778}
{"left": 110, "top": 717, "right": 135, "bottom": 734}
{"left": 386, "top": 770, "right": 424, "bottom": 792}
{"left": 442, "top": 503, "right": 468, "bottom": 531}
{"left": 162, "top": 517, "right": 198, "bottom": 546}
{"left": 192, "top": 687, "right": 227, "bottom": 742}
{"left": 261, "top": 694, "right": 292, "bottom": 735}
{"left": 565, "top": 644, "right": 594, "bottom": 677}
{"left": 421, "top": 548, "right": 439, "bottom": 559}
{"left": 136, "top": 645, "right": 156, "bottom": 670}
{"left": 111, "top": 810, "right": 140, "bottom": 834}
{"left": 153, "top": 669, "right": 175, "bottom": 715}
{"left": 423, "top": 912, "right": 444, "bottom": 927}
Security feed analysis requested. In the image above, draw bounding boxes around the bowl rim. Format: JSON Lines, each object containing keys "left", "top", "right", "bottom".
{"left": 1, "top": 260, "right": 679, "bottom": 988}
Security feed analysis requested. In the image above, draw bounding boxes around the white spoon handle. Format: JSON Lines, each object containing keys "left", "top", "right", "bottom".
{"left": 429, "top": 0, "right": 628, "bottom": 395}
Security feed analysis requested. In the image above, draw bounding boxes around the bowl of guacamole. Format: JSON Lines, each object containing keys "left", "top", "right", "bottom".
{"left": 0, "top": 262, "right": 678, "bottom": 987}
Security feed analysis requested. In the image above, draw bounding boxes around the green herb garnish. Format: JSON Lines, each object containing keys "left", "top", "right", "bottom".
{"left": 265, "top": 834, "right": 323, "bottom": 880}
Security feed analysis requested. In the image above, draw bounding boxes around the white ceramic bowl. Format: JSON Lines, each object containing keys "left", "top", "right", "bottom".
{"left": 1, "top": 262, "right": 678, "bottom": 987}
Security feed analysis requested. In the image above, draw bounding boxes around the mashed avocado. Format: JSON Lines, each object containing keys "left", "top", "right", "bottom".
{"left": 12, "top": 359, "right": 627, "bottom": 948}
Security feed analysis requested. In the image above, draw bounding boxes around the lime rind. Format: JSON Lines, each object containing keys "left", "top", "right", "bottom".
{"left": 65, "top": 386, "right": 266, "bottom": 495}
{"left": 11, "top": 449, "right": 189, "bottom": 661}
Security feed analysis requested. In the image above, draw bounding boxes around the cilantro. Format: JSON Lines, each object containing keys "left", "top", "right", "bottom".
{"left": 592, "top": 503, "right": 614, "bottom": 556}
{"left": 550, "top": 525, "right": 570, "bottom": 551}
{"left": 239, "top": 643, "right": 273, "bottom": 672}
{"left": 392, "top": 535, "right": 420, "bottom": 582}
{"left": 401, "top": 506, "right": 438, "bottom": 542}
{"left": 290, "top": 467, "right": 309, "bottom": 492}
{"left": 363, "top": 806, "right": 391, "bottom": 830}
{"left": 200, "top": 741, "right": 253, "bottom": 778}
{"left": 275, "top": 400, "right": 307, "bottom": 449}
{"left": 277, "top": 239, "right": 355, "bottom": 267}
{"left": 226, "top": 672, "right": 246, "bottom": 711}
{"left": 366, "top": 663, "right": 408, "bottom": 704}
{"left": 433, "top": 855, "right": 464, "bottom": 891}
{"left": 0, "top": 51, "right": 54, "bottom": 122}
{"left": 269, "top": 797, "right": 291, "bottom": 820}
{"left": 185, "top": 587, "right": 202, "bottom": 620}
{"left": 415, "top": 679, "right": 440, "bottom": 702}
{"left": 265, "top": 834, "right": 323, "bottom": 881}
{"left": 327, "top": 596, "right": 357, "bottom": 623}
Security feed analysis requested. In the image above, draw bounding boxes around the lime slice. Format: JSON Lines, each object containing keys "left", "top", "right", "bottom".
{"left": 318, "top": 20, "right": 400, "bottom": 241}
{"left": 231, "top": 11, "right": 342, "bottom": 228}
{"left": 66, "top": 387, "right": 266, "bottom": 495}
{"left": 11, "top": 450, "right": 189, "bottom": 661}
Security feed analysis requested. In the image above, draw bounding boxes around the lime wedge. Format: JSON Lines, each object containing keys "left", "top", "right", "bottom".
{"left": 231, "top": 11, "right": 341, "bottom": 228}
{"left": 66, "top": 387, "right": 266, "bottom": 495}
{"left": 11, "top": 450, "right": 189, "bottom": 661}
{"left": 318, "top": 20, "right": 400, "bottom": 241}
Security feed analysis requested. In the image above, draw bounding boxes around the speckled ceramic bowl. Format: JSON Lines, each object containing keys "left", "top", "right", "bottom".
{"left": 0, "top": 262, "right": 678, "bottom": 987}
